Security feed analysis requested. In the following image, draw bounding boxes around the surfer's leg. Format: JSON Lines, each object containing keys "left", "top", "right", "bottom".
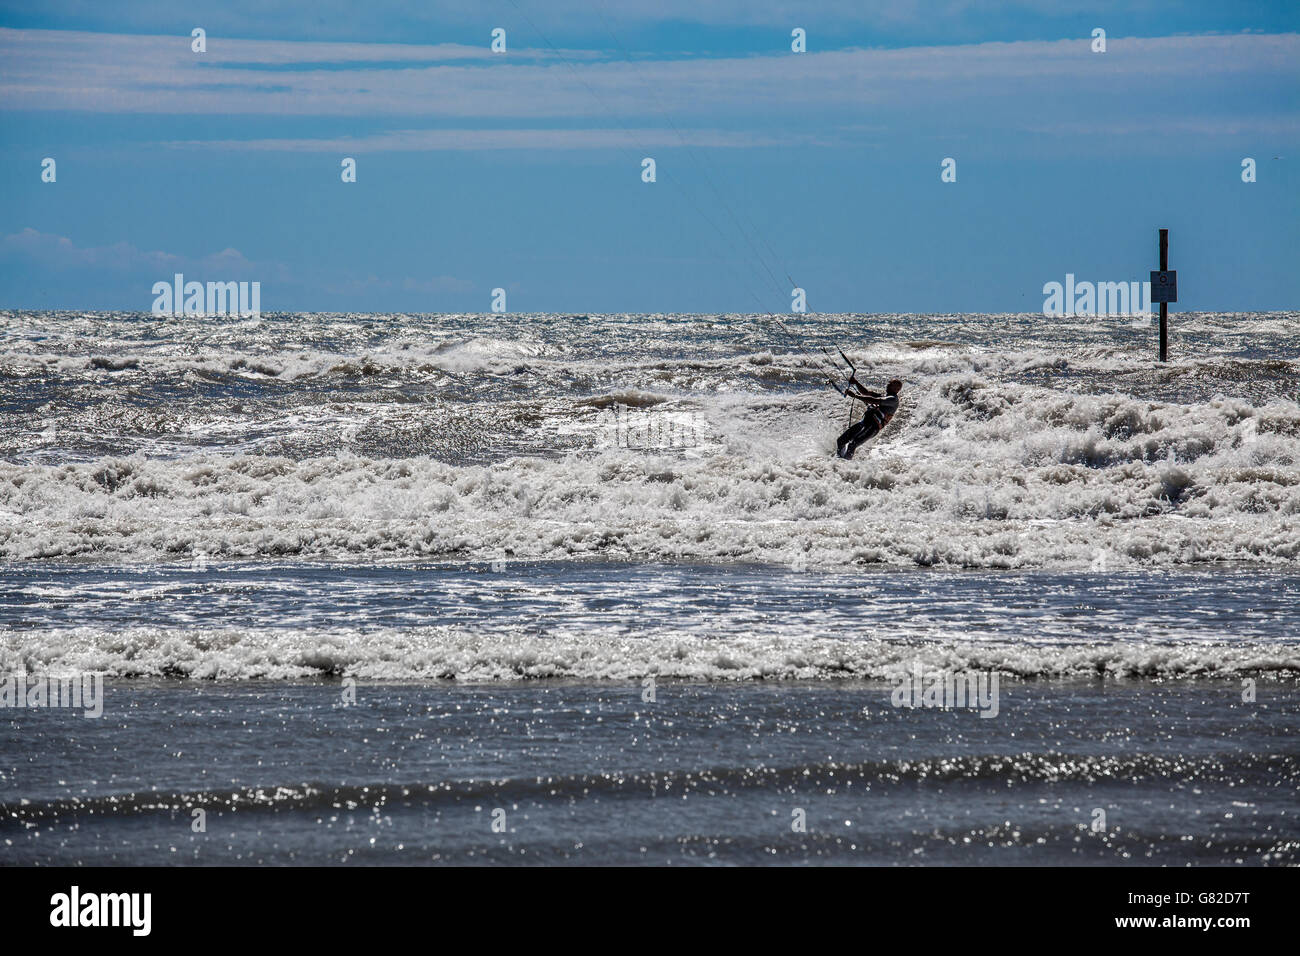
{"left": 836, "top": 417, "right": 881, "bottom": 460}
{"left": 836, "top": 420, "right": 864, "bottom": 459}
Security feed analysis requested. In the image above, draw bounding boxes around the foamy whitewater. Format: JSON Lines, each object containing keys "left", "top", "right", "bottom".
{"left": 2, "top": 310, "right": 1297, "bottom": 864}
{"left": 2, "top": 310, "right": 1297, "bottom": 569}
{"left": 3, "top": 309, "right": 1299, "bottom": 679}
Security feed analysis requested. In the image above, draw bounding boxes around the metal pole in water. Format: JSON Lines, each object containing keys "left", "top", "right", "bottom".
{"left": 1158, "top": 228, "right": 1169, "bottom": 363}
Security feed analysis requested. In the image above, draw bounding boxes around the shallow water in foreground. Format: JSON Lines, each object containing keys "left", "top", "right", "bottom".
{"left": 3, "top": 679, "right": 1295, "bottom": 865}
{"left": 1, "top": 562, "right": 1297, "bottom": 865}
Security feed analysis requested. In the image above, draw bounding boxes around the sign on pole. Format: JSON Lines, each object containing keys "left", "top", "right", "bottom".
{"left": 1150, "top": 270, "right": 1177, "bottom": 303}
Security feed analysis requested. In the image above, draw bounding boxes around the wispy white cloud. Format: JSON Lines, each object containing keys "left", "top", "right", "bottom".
{"left": 0, "top": 228, "right": 474, "bottom": 301}
{"left": 2, "top": 28, "right": 1296, "bottom": 152}
{"left": 1022, "top": 117, "right": 1300, "bottom": 138}
{"left": 2, "top": 27, "right": 1295, "bottom": 117}
{"left": 162, "top": 127, "right": 828, "bottom": 151}
{"left": 0, "top": 227, "right": 288, "bottom": 281}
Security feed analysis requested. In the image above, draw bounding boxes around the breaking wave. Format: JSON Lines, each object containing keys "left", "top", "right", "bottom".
{"left": 5, "top": 625, "right": 1298, "bottom": 682}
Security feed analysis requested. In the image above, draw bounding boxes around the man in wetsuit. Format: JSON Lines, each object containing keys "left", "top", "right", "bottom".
{"left": 836, "top": 378, "right": 902, "bottom": 460}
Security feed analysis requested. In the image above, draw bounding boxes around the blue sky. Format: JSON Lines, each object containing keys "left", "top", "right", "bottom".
{"left": 1, "top": 0, "right": 1297, "bottom": 313}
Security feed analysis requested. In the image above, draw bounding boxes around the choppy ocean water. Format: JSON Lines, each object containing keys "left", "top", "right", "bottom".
{"left": 4, "top": 678, "right": 1296, "bottom": 865}
{"left": 1, "top": 310, "right": 1297, "bottom": 865}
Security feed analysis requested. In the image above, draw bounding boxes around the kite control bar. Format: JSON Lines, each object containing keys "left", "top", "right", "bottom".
{"left": 823, "top": 349, "right": 861, "bottom": 395}
{"left": 839, "top": 349, "right": 862, "bottom": 388}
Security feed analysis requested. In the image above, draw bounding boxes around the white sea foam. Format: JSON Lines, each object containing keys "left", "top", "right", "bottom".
{"left": 2, "top": 311, "right": 1297, "bottom": 567}
{"left": 4, "top": 624, "right": 1295, "bottom": 682}
{"left": 2, "top": 373, "right": 1295, "bottom": 567}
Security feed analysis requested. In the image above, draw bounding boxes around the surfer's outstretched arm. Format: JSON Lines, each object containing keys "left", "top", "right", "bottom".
{"left": 845, "top": 375, "right": 881, "bottom": 399}
{"left": 845, "top": 384, "right": 882, "bottom": 402}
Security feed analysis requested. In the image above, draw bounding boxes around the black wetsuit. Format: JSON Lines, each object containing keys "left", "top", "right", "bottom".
{"left": 836, "top": 393, "right": 898, "bottom": 460}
